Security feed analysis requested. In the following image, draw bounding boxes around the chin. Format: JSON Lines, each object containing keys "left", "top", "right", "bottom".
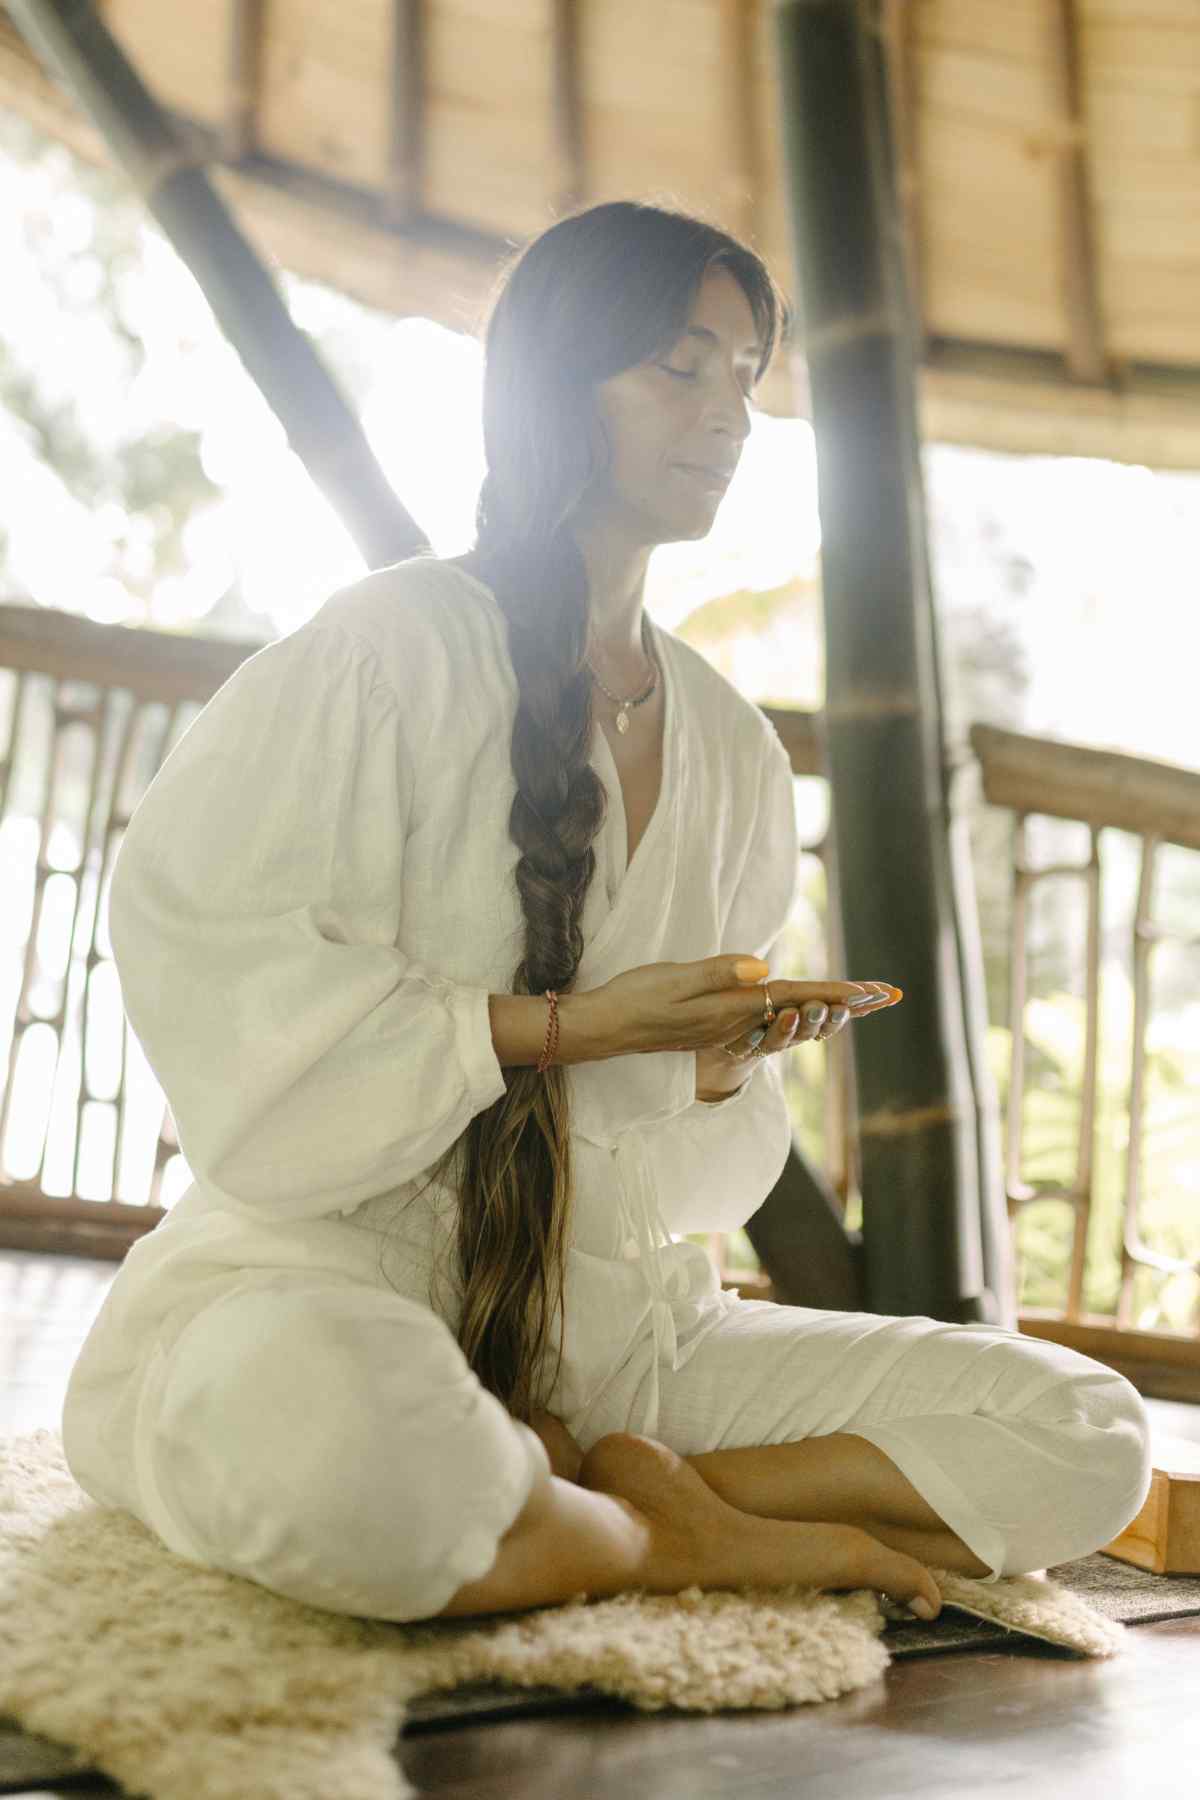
{"left": 655, "top": 508, "right": 717, "bottom": 545}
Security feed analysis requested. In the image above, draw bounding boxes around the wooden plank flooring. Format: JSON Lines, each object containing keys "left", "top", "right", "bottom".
{"left": 1, "top": 1248, "right": 1198, "bottom": 1800}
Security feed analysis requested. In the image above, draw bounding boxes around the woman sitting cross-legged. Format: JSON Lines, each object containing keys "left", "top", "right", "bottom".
{"left": 62, "top": 201, "right": 1151, "bottom": 1630}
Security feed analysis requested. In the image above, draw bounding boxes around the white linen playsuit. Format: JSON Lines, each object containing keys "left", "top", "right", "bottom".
{"left": 61, "top": 556, "right": 1153, "bottom": 1624}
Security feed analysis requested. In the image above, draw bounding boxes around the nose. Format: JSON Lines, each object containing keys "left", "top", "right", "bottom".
{"left": 704, "top": 380, "right": 752, "bottom": 449}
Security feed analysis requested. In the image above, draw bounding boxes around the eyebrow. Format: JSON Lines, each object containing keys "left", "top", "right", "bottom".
{"left": 683, "top": 326, "right": 763, "bottom": 358}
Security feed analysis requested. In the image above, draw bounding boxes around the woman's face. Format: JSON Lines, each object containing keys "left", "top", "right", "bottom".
{"left": 583, "top": 265, "right": 762, "bottom": 545}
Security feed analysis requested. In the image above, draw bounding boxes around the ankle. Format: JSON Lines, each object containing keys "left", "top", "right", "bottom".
{"left": 860, "top": 1514, "right": 994, "bottom": 1580}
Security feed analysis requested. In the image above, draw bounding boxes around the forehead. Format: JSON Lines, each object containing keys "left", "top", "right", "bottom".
{"left": 682, "top": 267, "right": 761, "bottom": 354}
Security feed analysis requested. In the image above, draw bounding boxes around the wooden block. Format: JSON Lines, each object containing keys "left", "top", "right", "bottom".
{"left": 1101, "top": 1432, "right": 1200, "bottom": 1575}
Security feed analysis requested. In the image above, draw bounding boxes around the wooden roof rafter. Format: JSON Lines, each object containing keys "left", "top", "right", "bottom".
{"left": 551, "top": 0, "right": 585, "bottom": 217}
{"left": 880, "top": 0, "right": 928, "bottom": 366}
{"left": 386, "top": 0, "right": 425, "bottom": 230}
{"left": 1047, "top": 0, "right": 1107, "bottom": 388}
{"left": 223, "top": 0, "right": 262, "bottom": 165}
{"left": 0, "top": 0, "right": 1197, "bottom": 469}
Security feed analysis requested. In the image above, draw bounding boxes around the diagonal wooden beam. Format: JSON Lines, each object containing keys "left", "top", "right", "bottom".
{"left": 746, "top": 1143, "right": 866, "bottom": 1311}
{"left": 6, "top": 0, "right": 426, "bottom": 570}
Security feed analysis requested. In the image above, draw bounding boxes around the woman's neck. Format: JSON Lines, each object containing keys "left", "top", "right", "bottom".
{"left": 446, "top": 548, "right": 653, "bottom": 682}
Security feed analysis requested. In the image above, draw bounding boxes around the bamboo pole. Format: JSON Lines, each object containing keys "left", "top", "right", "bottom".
{"left": 771, "top": 0, "right": 1015, "bottom": 1327}
{"left": 6, "top": 0, "right": 427, "bottom": 573}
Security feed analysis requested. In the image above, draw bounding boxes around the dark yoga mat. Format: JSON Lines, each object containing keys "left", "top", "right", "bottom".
{"left": 400, "top": 1549, "right": 1200, "bottom": 1729}
{"left": 2, "top": 1549, "right": 1198, "bottom": 1788}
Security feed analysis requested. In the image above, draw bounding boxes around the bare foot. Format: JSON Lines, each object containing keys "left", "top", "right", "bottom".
{"left": 580, "top": 1432, "right": 942, "bottom": 1619}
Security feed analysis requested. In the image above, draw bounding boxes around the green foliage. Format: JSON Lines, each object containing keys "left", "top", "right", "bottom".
{"left": 0, "top": 113, "right": 223, "bottom": 617}
{"left": 992, "top": 984, "right": 1200, "bottom": 1330}
{"left": 695, "top": 856, "right": 1200, "bottom": 1337}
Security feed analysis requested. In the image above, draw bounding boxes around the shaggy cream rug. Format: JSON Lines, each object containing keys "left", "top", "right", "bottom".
{"left": 0, "top": 1429, "right": 1124, "bottom": 1800}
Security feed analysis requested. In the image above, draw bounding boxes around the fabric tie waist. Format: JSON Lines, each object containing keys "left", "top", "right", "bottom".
{"left": 611, "top": 1130, "right": 734, "bottom": 1440}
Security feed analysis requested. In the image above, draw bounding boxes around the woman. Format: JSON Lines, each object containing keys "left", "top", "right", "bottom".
{"left": 62, "top": 201, "right": 1151, "bottom": 1629}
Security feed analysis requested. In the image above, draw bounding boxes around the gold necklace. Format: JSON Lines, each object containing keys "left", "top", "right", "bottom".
{"left": 586, "top": 612, "right": 658, "bottom": 735}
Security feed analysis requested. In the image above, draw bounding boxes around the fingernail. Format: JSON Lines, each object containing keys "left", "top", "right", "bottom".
{"left": 804, "top": 1004, "right": 826, "bottom": 1024}
{"left": 911, "top": 1597, "right": 935, "bottom": 1620}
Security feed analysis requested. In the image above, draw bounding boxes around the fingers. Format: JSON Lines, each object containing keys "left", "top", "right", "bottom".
{"left": 844, "top": 983, "right": 899, "bottom": 1014}
{"left": 777, "top": 984, "right": 894, "bottom": 1046}
{"left": 808, "top": 981, "right": 902, "bottom": 1007}
{"left": 726, "top": 982, "right": 898, "bottom": 1059}
{"left": 752, "top": 1002, "right": 842, "bottom": 1052}
{"left": 810, "top": 1003, "right": 850, "bottom": 1041}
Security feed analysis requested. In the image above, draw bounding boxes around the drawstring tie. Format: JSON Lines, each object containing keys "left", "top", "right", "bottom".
{"left": 612, "top": 1132, "right": 692, "bottom": 1440}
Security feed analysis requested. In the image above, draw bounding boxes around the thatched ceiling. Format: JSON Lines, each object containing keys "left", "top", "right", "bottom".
{"left": 2, "top": 0, "right": 1199, "bottom": 470}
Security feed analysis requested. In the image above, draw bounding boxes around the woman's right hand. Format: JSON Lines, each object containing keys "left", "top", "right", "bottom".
{"left": 590, "top": 954, "right": 899, "bottom": 1058}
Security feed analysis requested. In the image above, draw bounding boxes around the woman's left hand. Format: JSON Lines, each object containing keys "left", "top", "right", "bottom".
{"left": 695, "top": 982, "right": 895, "bottom": 1100}
{"left": 529, "top": 1409, "right": 585, "bottom": 1483}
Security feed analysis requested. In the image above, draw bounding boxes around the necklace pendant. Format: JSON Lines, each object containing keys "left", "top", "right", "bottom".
{"left": 616, "top": 707, "right": 630, "bottom": 734}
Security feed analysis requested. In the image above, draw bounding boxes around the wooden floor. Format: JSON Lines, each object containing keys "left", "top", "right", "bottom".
{"left": 2, "top": 1248, "right": 1198, "bottom": 1800}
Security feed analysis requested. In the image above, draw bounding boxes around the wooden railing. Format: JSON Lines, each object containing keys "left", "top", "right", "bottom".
{"left": 0, "top": 603, "right": 255, "bottom": 1256}
{"left": 718, "top": 704, "right": 1200, "bottom": 1400}
{"left": 1, "top": 602, "right": 1197, "bottom": 1397}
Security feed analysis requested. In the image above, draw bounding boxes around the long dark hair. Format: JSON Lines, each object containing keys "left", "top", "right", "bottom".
{"left": 391, "top": 201, "right": 789, "bottom": 1423}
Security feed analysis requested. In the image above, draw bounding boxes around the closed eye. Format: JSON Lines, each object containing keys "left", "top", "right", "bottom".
{"left": 658, "top": 364, "right": 757, "bottom": 401}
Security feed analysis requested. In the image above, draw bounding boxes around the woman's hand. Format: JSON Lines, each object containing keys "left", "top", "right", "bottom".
{"left": 590, "top": 954, "right": 899, "bottom": 1062}
{"left": 695, "top": 982, "right": 898, "bottom": 1101}
{"left": 528, "top": 1409, "right": 585, "bottom": 1483}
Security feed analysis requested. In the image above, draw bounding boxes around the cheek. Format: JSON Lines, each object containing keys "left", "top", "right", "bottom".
{"left": 603, "top": 379, "right": 687, "bottom": 480}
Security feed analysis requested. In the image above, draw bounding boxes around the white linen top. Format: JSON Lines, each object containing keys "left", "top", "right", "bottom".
{"left": 67, "top": 554, "right": 801, "bottom": 1492}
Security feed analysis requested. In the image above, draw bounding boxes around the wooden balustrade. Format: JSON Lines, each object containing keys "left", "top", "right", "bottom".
{"left": 1, "top": 602, "right": 1197, "bottom": 1395}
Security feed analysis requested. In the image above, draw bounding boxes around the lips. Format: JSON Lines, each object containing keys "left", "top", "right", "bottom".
{"left": 675, "top": 463, "right": 734, "bottom": 486}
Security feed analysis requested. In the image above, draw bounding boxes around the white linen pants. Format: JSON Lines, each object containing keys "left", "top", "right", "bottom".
{"left": 133, "top": 1273, "right": 1153, "bottom": 1625}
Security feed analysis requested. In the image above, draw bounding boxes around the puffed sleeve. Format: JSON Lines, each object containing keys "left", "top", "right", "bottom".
{"left": 107, "top": 620, "right": 508, "bottom": 1223}
{"left": 641, "top": 727, "right": 802, "bottom": 1236}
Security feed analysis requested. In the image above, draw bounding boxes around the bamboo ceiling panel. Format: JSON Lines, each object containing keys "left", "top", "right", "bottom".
{"left": 580, "top": 0, "right": 731, "bottom": 191}
{"left": 2, "top": 0, "right": 1199, "bottom": 468}
{"left": 92, "top": 0, "right": 1200, "bottom": 371}
{"left": 421, "top": 1, "right": 566, "bottom": 237}
{"left": 920, "top": 108, "right": 1066, "bottom": 345}
{"left": 915, "top": 0, "right": 1200, "bottom": 365}
{"left": 255, "top": 0, "right": 395, "bottom": 190}
{"left": 97, "top": 0, "right": 230, "bottom": 135}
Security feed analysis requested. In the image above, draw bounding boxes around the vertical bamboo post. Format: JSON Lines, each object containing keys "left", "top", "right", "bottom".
{"left": 770, "top": 0, "right": 1014, "bottom": 1325}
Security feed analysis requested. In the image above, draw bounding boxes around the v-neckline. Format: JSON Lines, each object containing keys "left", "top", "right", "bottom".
{"left": 590, "top": 622, "right": 674, "bottom": 891}
{"left": 440, "top": 558, "right": 677, "bottom": 898}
